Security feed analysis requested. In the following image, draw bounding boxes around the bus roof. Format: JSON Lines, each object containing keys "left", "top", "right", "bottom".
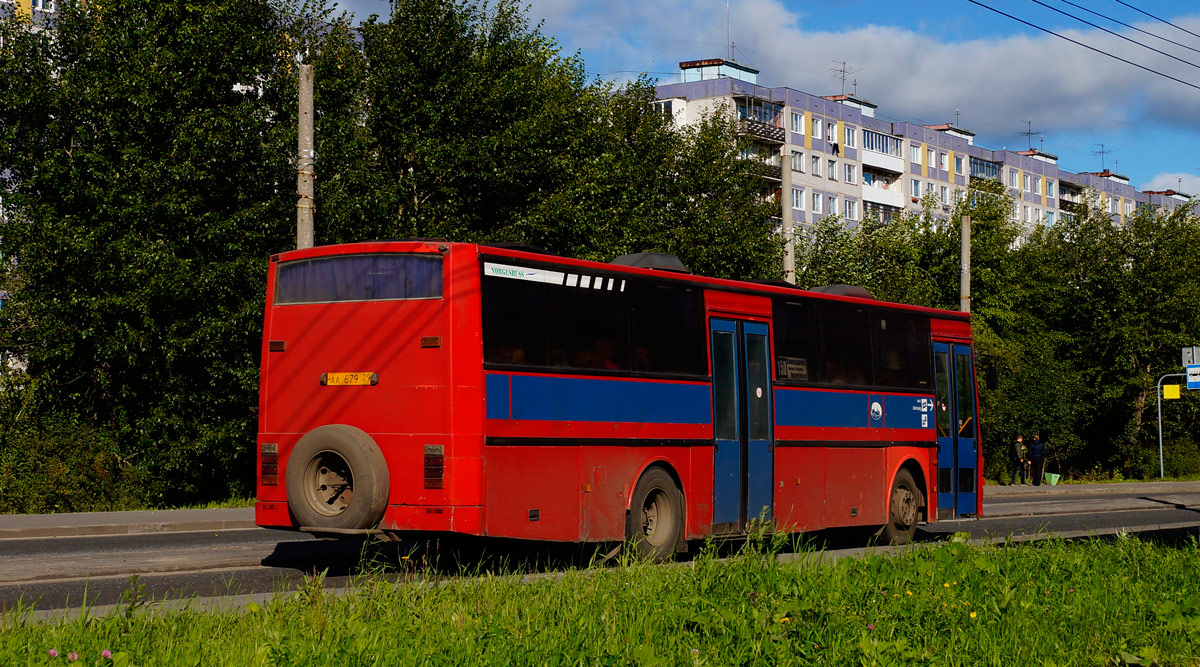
{"left": 271, "top": 240, "right": 971, "bottom": 322}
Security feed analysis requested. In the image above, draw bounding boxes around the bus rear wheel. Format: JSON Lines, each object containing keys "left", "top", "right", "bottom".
{"left": 626, "top": 467, "right": 683, "bottom": 562}
{"left": 882, "top": 468, "right": 920, "bottom": 546}
{"left": 285, "top": 425, "right": 389, "bottom": 531}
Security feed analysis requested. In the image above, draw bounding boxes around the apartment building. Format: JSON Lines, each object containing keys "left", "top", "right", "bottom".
{"left": 0, "top": 0, "right": 56, "bottom": 21}
{"left": 656, "top": 59, "right": 1188, "bottom": 244}
{"left": 0, "top": 0, "right": 56, "bottom": 45}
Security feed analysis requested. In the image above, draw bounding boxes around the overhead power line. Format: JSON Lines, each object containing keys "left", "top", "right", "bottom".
{"left": 1030, "top": 0, "right": 1200, "bottom": 72}
{"left": 1058, "top": 0, "right": 1200, "bottom": 57}
{"left": 1112, "top": 0, "right": 1200, "bottom": 43}
{"left": 964, "top": 0, "right": 1200, "bottom": 93}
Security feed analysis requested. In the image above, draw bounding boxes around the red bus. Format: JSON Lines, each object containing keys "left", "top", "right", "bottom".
{"left": 255, "top": 240, "right": 982, "bottom": 559}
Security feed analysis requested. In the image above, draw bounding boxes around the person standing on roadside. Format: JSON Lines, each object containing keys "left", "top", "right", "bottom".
{"left": 1029, "top": 432, "right": 1046, "bottom": 486}
{"left": 1011, "top": 434, "right": 1027, "bottom": 485}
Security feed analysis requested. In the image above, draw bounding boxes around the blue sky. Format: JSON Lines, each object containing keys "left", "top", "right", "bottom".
{"left": 335, "top": 0, "right": 1200, "bottom": 194}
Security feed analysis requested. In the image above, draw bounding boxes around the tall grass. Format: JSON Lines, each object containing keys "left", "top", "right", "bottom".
{"left": 3, "top": 533, "right": 1198, "bottom": 665}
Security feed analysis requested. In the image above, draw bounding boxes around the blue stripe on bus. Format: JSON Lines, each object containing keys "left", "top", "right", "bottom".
{"left": 774, "top": 387, "right": 937, "bottom": 429}
{"left": 486, "top": 373, "right": 511, "bottom": 420}
{"left": 773, "top": 388, "right": 867, "bottom": 428}
{"left": 884, "top": 395, "right": 936, "bottom": 429}
{"left": 492, "top": 374, "right": 712, "bottom": 424}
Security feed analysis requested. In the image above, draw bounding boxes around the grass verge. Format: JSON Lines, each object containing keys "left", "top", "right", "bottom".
{"left": 2, "top": 533, "right": 1198, "bottom": 665}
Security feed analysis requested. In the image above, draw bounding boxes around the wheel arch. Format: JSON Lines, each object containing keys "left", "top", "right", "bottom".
{"left": 626, "top": 460, "right": 688, "bottom": 553}
{"left": 896, "top": 457, "right": 929, "bottom": 523}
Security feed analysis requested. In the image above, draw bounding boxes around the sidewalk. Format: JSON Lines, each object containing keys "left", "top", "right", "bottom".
{"left": 3, "top": 481, "right": 1198, "bottom": 540}
{"left": 0, "top": 507, "right": 255, "bottom": 540}
{"left": 983, "top": 480, "right": 1200, "bottom": 498}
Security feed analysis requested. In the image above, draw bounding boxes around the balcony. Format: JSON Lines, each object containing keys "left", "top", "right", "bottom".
{"left": 861, "top": 148, "right": 904, "bottom": 174}
{"left": 739, "top": 118, "right": 785, "bottom": 145}
{"left": 750, "top": 159, "right": 782, "bottom": 182}
{"left": 862, "top": 183, "right": 905, "bottom": 209}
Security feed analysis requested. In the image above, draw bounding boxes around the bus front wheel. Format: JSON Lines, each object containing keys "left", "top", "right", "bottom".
{"left": 285, "top": 425, "right": 389, "bottom": 531}
{"left": 626, "top": 467, "right": 683, "bottom": 562}
{"left": 881, "top": 468, "right": 920, "bottom": 546}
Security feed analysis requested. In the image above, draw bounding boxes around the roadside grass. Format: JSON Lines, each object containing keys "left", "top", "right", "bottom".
{"left": 173, "top": 496, "right": 255, "bottom": 511}
{"left": 3, "top": 533, "right": 1199, "bottom": 666}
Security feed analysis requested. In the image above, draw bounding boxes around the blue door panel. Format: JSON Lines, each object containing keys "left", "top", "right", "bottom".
{"left": 710, "top": 320, "right": 741, "bottom": 526}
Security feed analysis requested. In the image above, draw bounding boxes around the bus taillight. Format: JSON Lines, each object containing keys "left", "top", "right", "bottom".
{"left": 424, "top": 445, "right": 444, "bottom": 489}
{"left": 261, "top": 443, "right": 279, "bottom": 485}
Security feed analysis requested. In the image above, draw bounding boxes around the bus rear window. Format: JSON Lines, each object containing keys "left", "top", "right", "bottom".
{"left": 275, "top": 254, "right": 442, "bottom": 304}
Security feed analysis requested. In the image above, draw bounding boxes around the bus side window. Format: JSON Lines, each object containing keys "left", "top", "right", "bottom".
{"left": 771, "top": 299, "right": 813, "bottom": 382}
{"left": 547, "top": 281, "right": 630, "bottom": 371}
{"left": 816, "top": 302, "right": 871, "bottom": 385}
{"left": 482, "top": 277, "right": 548, "bottom": 366}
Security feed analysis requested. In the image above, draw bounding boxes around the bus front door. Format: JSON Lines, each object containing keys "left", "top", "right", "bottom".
{"left": 710, "top": 319, "right": 774, "bottom": 534}
{"left": 933, "top": 342, "right": 979, "bottom": 519}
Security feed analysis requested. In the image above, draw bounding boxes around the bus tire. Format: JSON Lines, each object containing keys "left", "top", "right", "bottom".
{"left": 285, "top": 425, "right": 389, "bottom": 531}
{"left": 626, "top": 467, "right": 683, "bottom": 562}
{"left": 882, "top": 468, "right": 920, "bottom": 546}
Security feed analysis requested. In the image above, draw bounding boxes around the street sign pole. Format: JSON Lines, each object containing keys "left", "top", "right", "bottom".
{"left": 1157, "top": 372, "right": 1185, "bottom": 479}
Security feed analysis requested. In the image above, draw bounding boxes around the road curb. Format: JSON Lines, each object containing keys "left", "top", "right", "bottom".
{"left": 0, "top": 508, "right": 256, "bottom": 540}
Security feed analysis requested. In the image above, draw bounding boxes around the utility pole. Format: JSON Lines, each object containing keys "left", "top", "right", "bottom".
{"left": 782, "top": 154, "right": 796, "bottom": 284}
{"left": 960, "top": 215, "right": 971, "bottom": 313}
{"left": 296, "top": 63, "right": 315, "bottom": 250}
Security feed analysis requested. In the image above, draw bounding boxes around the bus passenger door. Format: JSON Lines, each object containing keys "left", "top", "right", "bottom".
{"left": 711, "top": 319, "right": 774, "bottom": 533}
{"left": 933, "top": 342, "right": 979, "bottom": 519}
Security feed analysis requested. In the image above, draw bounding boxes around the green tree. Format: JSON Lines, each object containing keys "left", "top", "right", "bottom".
{"left": 0, "top": 0, "right": 298, "bottom": 504}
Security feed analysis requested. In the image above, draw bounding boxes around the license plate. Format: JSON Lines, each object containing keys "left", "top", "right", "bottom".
{"left": 321, "top": 372, "right": 378, "bottom": 386}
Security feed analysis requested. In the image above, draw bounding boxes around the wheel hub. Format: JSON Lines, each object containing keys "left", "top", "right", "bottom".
{"left": 304, "top": 452, "right": 354, "bottom": 517}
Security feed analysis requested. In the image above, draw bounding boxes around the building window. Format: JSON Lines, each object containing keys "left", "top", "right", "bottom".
{"left": 927, "top": 148, "right": 935, "bottom": 167}
{"left": 828, "top": 159, "right": 837, "bottom": 180}
{"left": 1125, "top": 201, "right": 1133, "bottom": 216}
{"left": 844, "top": 164, "right": 856, "bottom": 184}
{"left": 926, "top": 182, "right": 934, "bottom": 195}
{"left": 1023, "top": 206, "right": 1030, "bottom": 222}
{"left": 1046, "top": 211, "right": 1055, "bottom": 224}
{"left": 811, "top": 155, "right": 821, "bottom": 177}
{"left": 829, "top": 196, "right": 837, "bottom": 216}
{"left": 845, "top": 199, "right": 857, "bottom": 220}
{"left": 1033, "top": 176, "right": 1041, "bottom": 194}
{"left": 1009, "top": 170, "right": 1017, "bottom": 188}
{"left": 939, "top": 153, "right": 948, "bottom": 170}
{"left": 955, "top": 156, "right": 964, "bottom": 175}
{"left": 940, "top": 186, "right": 948, "bottom": 204}
{"left": 1023, "top": 174, "right": 1031, "bottom": 192}
{"left": 791, "top": 151, "right": 804, "bottom": 172}
{"left": 1047, "top": 179, "right": 1056, "bottom": 197}
{"left": 1035, "top": 208, "right": 1042, "bottom": 222}
{"left": 813, "top": 118, "right": 823, "bottom": 140}
{"left": 911, "top": 179, "right": 921, "bottom": 197}
{"left": 792, "top": 188, "right": 804, "bottom": 211}
{"left": 844, "top": 126, "right": 856, "bottom": 147}
{"left": 910, "top": 144, "right": 921, "bottom": 163}
{"left": 812, "top": 191, "right": 823, "bottom": 214}
{"left": 791, "top": 112, "right": 803, "bottom": 134}
{"left": 863, "top": 172, "right": 875, "bottom": 187}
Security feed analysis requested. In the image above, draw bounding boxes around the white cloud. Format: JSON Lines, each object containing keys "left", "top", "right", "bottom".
{"left": 530, "top": 0, "right": 1200, "bottom": 149}
{"left": 1141, "top": 172, "right": 1200, "bottom": 195}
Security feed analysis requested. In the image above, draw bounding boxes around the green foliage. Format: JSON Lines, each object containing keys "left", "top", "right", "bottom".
{"left": 3, "top": 537, "right": 1200, "bottom": 664}
{"left": 0, "top": 0, "right": 782, "bottom": 508}
{"left": 0, "top": 0, "right": 298, "bottom": 505}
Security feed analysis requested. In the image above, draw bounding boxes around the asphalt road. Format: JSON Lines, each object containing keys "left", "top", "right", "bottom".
{"left": 2, "top": 481, "right": 1197, "bottom": 616}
